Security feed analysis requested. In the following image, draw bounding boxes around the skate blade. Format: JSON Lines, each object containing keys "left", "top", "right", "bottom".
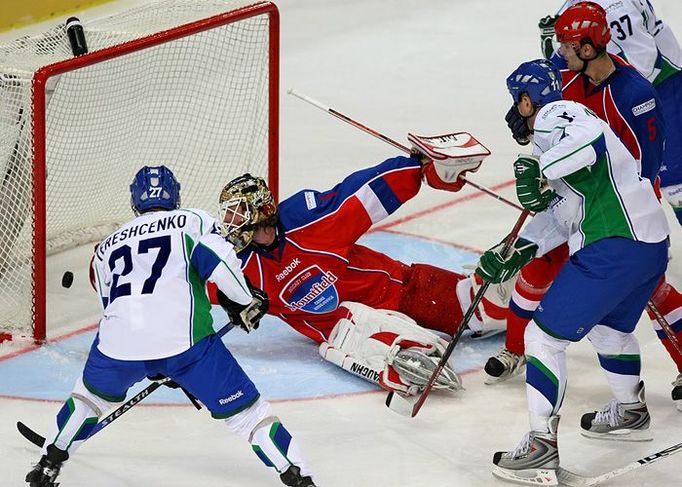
{"left": 675, "top": 400, "right": 682, "bottom": 413}
{"left": 491, "top": 465, "right": 558, "bottom": 485}
{"left": 484, "top": 368, "right": 525, "bottom": 385}
{"left": 470, "top": 328, "right": 506, "bottom": 340}
{"left": 580, "top": 428, "right": 653, "bottom": 442}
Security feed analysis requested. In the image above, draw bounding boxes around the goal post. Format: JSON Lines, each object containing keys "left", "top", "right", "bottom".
{"left": 0, "top": 0, "right": 279, "bottom": 342}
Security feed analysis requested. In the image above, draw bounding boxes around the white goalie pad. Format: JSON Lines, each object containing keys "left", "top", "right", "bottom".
{"left": 319, "top": 302, "right": 462, "bottom": 395}
{"left": 408, "top": 132, "right": 491, "bottom": 188}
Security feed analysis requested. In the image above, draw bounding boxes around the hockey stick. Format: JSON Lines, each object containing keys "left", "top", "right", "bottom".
{"left": 386, "top": 209, "right": 532, "bottom": 417}
{"left": 287, "top": 88, "right": 526, "bottom": 213}
{"left": 646, "top": 300, "right": 682, "bottom": 356}
{"left": 557, "top": 440, "right": 682, "bottom": 486}
{"left": 17, "top": 377, "right": 172, "bottom": 448}
{"left": 17, "top": 323, "right": 233, "bottom": 448}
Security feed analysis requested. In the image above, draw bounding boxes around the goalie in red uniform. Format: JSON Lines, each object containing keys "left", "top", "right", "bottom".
{"left": 210, "top": 134, "right": 508, "bottom": 396}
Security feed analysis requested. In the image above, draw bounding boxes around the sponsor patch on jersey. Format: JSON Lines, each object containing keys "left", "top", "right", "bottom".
{"left": 632, "top": 98, "right": 656, "bottom": 117}
{"left": 279, "top": 264, "right": 339, "bottom": 313}
{"left": 304, "top": 191, "right": 317, "bottom": 210}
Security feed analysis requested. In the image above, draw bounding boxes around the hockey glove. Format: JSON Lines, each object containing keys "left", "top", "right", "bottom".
{"left": 476, "top": 237, "right": 538, "bottom": 284}
{"left": 217, "top": 287, "right": 269, "bottom": 333}
{"left": 505, "top": 104, "right": 532, "bottom": 146}
{"left": 539, "top": 15, "right": 559, "bottom": 60}
{"left": 514, "top": 155, "right": 555, "bottom": 212}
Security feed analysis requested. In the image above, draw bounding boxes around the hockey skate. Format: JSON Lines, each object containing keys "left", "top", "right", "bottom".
{"left": 484, "top": 347, "right": 526, "bottom": 385}
{"left": 673, "top": 374, "right": 682, "bottom": 412}
{"left": 492, "top": 416, "right": 559, "bottom": 486}
{"left": 25, "top": 444, "right": 68, "bottom": 487}
{"left": 580, "top": 381, "right": 652, "bottom": 441}
{"left": 280, "top": 465, "right": 316, "bottom": 487}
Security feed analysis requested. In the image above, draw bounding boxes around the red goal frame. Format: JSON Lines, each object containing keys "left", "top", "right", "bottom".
{"left": 30, "top": 2, "right": 279, "bottom": 342}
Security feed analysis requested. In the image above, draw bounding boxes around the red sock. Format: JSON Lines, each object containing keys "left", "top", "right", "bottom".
{"left": 649, "top": 278, "right": 682, "bottom": 373}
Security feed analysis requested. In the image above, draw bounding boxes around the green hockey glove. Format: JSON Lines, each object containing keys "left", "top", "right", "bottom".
{"left": 476, "top": 237, "right": 538, "bottom": 284}
{"left": 539, "top": 15, "right": 559, "bottom": 60}
{"left": 514, "top": 155, "right": 555, "bottom": 212}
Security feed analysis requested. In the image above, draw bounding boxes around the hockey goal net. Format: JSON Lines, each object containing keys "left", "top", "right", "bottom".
{"left": 0, "top": 0, "right": 279, "bottom": 342}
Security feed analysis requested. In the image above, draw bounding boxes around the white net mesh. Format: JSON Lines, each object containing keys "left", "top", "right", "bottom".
{"left": 0, "top": 0, "right": 276, "bottom": 337}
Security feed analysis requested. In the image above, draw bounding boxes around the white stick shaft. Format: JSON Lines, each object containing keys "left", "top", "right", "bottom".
{"left": 287, "top": 88, "right": 526, "bottom": 212}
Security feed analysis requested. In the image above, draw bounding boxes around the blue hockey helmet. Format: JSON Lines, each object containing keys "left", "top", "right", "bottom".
{"left": 130, "top": 165, "right": 181, "bottom": 216}
{"left": 506, "top": 59, "right": 563, "bottom": 107}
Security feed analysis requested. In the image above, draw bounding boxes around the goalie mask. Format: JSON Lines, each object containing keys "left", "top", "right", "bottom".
{"left": 130, "top": 165, "right": 181, "bottom": 216}
{"left": 218, "top": 173, "right": 277, "bottom": 252}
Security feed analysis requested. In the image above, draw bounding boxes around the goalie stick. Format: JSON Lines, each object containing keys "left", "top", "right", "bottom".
{"left": 17, "top": 323, "right": 233, "bottom": 448}
{"left": 557, "top": 440, "right": 682, "bottom": 486}
{"left": 287, "top": 88, "right": 526, "bottom": 212}
{"left": 386, "top": 209, "right": 531, "bottom": 417}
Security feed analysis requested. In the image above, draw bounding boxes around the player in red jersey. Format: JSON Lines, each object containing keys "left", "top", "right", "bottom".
{"left": 489, "top": 2, "right": 682, "bottom": 410}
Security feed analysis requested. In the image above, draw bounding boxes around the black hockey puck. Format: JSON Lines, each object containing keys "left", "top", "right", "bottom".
{"left": 62, "top": 271, "right": 74, "bottom": 288}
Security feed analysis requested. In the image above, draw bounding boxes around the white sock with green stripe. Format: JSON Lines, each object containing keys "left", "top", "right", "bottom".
{"left": 42, "top": 378, "right": 118, "bottom": 455}
{"left": 587, "top": 325, "right": 642, "bottom": 403}
{"left": 225, "top": 398, "right": 313, "bottom": 478}
{"left": 525, "top": 321, "right": 570, "bottom": 433}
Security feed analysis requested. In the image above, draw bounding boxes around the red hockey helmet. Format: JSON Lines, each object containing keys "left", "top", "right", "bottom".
{"left": 555, "top": 1, "right": 611, "bottom": 50}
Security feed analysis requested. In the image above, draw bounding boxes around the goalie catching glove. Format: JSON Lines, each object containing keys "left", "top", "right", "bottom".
{"left": 216, "top": 287, "right": 269, "bottom": 333}
{"left": 476, "top": 236, "right": 538, "bottom": 284}
{"left": 514, "top": 155, "right": 555, "bottom": 212}
{"left": 409, "top": 131, "right": 491, "bottom": 192}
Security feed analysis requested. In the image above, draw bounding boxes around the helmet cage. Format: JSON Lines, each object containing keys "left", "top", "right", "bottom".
{"left": 218, "top": 174, "right": 276, "bottom": 252}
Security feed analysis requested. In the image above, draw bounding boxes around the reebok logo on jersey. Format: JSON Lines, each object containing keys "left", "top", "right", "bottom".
{"left": 218, "top": 390, "right": 244, "bottom": 405}
{"left": 632, "top": 98, "right": 656, "bottom": 117}
{"left": 276, "top": 258, "right": 301, "bottom": 282}
{"left": 304, "top": 191, "right": 317, "bottom": 210}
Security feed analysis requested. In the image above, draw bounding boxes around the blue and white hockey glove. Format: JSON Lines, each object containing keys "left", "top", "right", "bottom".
{"left": 476, "top": 237, "right": 538, "bottom": 284}
{"left": 514, "top": 155, "right": 555, "bottom": 212}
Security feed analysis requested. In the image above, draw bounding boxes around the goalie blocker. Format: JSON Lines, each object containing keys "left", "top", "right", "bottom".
{"left": 409, "top": 132, "right": 491, "bottom": 192}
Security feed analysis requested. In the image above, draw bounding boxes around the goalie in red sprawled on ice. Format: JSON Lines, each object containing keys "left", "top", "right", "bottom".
{"left": 26, "top": 166, "right": 316, "bottom": 487}
{"left": 209, "top": 134, "right": 507, "bottom": 397}
{"left": 476, "top": 59, "right": 668, "bottom": 485}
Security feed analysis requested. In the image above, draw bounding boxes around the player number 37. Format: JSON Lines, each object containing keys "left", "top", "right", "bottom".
{"left": 108, "top": 235, "right": 171, "bottom": 302}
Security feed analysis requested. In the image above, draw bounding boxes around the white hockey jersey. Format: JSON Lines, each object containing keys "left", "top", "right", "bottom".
{"left": 559, "top": 0, "right": 682, "bottom": 85}
{"left": 520, "top": 100, "right": 669, "bottom": 256}
{"left": 92, "top": 208, "right": 252, "bottom": 360}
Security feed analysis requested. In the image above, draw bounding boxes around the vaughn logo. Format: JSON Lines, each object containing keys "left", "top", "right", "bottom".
{"left": 350, "top": 362, "right": 380, "bottom": 383}
{"left": 276, "top": 258, "right": 301, "bottom": 282}
{"left": 219, "top": 390, "right": 244, "bottom": 405}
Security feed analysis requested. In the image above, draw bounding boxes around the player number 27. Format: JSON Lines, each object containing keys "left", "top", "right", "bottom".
{"left": 108, "top": 235, "right": 171, "bottom": 302}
